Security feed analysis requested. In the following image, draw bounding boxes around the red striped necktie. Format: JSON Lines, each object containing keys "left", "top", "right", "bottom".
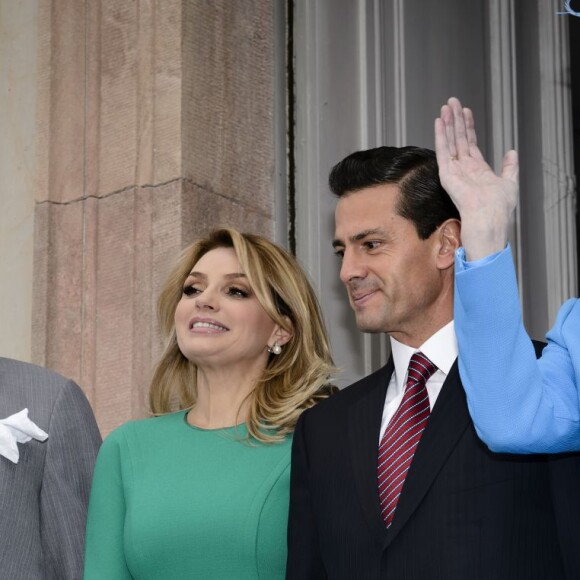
{"left": 378, "top": 351, "right": 437, "bottom": 528}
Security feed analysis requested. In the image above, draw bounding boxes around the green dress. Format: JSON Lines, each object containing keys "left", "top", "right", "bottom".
{"left": 84, "top": 411, "right": 292, "bottom": 579}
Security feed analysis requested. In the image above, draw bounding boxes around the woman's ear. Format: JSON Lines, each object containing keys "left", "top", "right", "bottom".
{"left": 436, "top": 219, "right": 461, "bottom": 270}
{"left": 270, "top": 316, "right": 293, "bottom": 347}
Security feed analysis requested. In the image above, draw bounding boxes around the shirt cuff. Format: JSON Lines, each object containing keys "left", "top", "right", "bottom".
{"left": 455, "top": 245, "right": 510, "bottom": 271}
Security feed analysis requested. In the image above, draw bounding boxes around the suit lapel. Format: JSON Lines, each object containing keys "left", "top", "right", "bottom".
{"left": 347, "top": 361, "right": 393, "bottom": 546}
{"left": 383, "top": 361, "right": 471, "bottom": 549}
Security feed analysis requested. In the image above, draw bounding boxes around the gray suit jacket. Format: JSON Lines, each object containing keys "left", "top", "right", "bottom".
{"left": 0, "top": 357, "right": 101, "bottom": 579}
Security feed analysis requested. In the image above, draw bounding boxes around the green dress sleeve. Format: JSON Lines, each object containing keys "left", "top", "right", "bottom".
{"left": 84, "top": 427, "right": 134, "bottom": 579}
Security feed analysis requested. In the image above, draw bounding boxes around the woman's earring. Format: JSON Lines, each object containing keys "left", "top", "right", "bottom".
{"left": 267, "top": 343, "right": 282, "bottom": 355}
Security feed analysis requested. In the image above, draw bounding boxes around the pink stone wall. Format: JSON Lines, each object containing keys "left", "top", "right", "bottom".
{"left": 34, "top": 0, "right": 277, "bottom": 435}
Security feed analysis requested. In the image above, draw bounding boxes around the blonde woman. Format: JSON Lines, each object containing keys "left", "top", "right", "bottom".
{"left": 84, "top": 228, "right": 334, "bottom": 580}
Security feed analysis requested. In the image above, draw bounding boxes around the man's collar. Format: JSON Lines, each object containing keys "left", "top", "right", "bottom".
{"left": 389, "top": 321, "right": 458, "bottom": 392}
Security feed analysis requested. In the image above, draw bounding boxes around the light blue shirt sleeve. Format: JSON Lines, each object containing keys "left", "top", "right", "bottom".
{"left": 454, "top": 245, "right": 580, "bottom": 453}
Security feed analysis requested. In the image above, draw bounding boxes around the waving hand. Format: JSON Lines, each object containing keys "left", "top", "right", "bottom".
{"left": 434, "top": 97, "right": 519, "bottom": 260}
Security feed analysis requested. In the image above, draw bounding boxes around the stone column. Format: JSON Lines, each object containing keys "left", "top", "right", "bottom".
{"left": 0, "top": 1, "right": 38, "bottom": 362}
{"left": 34, "top": 0, "right": 276, "bottom": 434}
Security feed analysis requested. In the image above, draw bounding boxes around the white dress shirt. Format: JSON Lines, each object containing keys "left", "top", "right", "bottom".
{"left": 379, "top": 321, "right": 458, "bottom": 441}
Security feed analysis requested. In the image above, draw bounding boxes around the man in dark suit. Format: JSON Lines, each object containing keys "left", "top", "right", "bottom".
{"left": 286, "top": 134, "right": 580, "bottom": 577}
{"left": 0, "top": 357, "right": 101, "bottom": 579}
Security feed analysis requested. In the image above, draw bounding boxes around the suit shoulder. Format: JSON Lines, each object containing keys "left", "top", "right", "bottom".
{"left": 0, "top": 358, "right": 100, "bottom": 442}
{"left": 300, "top": 364, "right": 390, "bottom": 421}
{"left": 0, "top": 357, "right": 79, "bottom": 399}
{"left": 531, "top": 339, "right": 547, "bottom": 358}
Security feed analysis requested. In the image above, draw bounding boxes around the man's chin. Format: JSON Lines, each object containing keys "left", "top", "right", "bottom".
{"left": 354, "top": 316, "right": 385, "bottom": 334}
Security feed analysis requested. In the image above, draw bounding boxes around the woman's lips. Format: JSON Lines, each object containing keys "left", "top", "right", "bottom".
{"left": 188, "top": 318, "right": 229, "bottom": 333}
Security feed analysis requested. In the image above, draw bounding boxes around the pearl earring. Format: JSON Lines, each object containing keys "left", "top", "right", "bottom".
{"left": 268, "top": 343, "right": 282, "bottom": 355}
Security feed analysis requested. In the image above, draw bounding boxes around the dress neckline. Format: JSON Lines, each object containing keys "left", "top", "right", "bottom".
{"left": 182, "top": 409, "right": 247, "bottom": 433}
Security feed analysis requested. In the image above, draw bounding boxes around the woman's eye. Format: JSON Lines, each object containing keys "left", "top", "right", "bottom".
{"left": 182, "top": 285, "right": 200, "bottom": 297}
{"left": 227, "top": 286, "right": 249, "bottom": 298}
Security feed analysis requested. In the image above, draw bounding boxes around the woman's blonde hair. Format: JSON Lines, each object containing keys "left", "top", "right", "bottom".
{"left": 150, "top": 228, "right": 335, "bottom": 442}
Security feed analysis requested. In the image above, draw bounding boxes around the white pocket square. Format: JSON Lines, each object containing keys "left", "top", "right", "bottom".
{"left": 0, "top": 409, "right": 48, "bottom": 464}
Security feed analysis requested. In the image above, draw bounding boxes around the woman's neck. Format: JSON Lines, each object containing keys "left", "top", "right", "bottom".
{"left": 187, "top": 365, "right": 262, "bottom": 429}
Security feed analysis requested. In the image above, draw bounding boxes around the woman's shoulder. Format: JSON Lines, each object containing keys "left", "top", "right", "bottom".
{"left": 554, "top": 298, "right": 580, "bottom": 331}
{"left": 561, "top": 297, "right": 580, "bottom": 317}
{"left": 102, "top": 410, "right": 188, "bottom": 448}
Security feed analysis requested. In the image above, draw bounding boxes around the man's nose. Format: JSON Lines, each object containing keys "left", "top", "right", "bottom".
{"left": 339, "top": 249, "right": 366, "bottom": 284}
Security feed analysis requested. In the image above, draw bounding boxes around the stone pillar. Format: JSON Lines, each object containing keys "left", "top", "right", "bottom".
{"left": 0, "top": 1, "right": 38, "bottom": 362}
{"left": 34, "top": 0, "right": 276, "bottom": 434}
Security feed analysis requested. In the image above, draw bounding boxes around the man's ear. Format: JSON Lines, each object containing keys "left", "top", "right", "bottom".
{"left": 435, "top": 219, "right": 461, "bottom": 270}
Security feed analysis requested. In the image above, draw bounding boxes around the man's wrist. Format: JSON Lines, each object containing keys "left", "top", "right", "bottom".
{"left": 459, "top": 220, "right": 509, "bottom": 261}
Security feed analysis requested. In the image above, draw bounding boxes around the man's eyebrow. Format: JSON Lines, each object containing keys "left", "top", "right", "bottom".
{"left": 332, "top": 228, "right": 384, "bottom": 248}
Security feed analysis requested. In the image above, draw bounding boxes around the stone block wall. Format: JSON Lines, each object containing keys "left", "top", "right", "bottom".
{"left": 34, "top": 0, "right": 277, "bottom": 434}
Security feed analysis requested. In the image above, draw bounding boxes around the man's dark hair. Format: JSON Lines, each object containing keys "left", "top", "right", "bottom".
{"left": 328, "top": 146, "right": 459, "bottom": 239}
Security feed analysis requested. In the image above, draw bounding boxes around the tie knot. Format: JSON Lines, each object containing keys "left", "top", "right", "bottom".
{"left": 407, "top": 352, "right": 437, "bottom": 387}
